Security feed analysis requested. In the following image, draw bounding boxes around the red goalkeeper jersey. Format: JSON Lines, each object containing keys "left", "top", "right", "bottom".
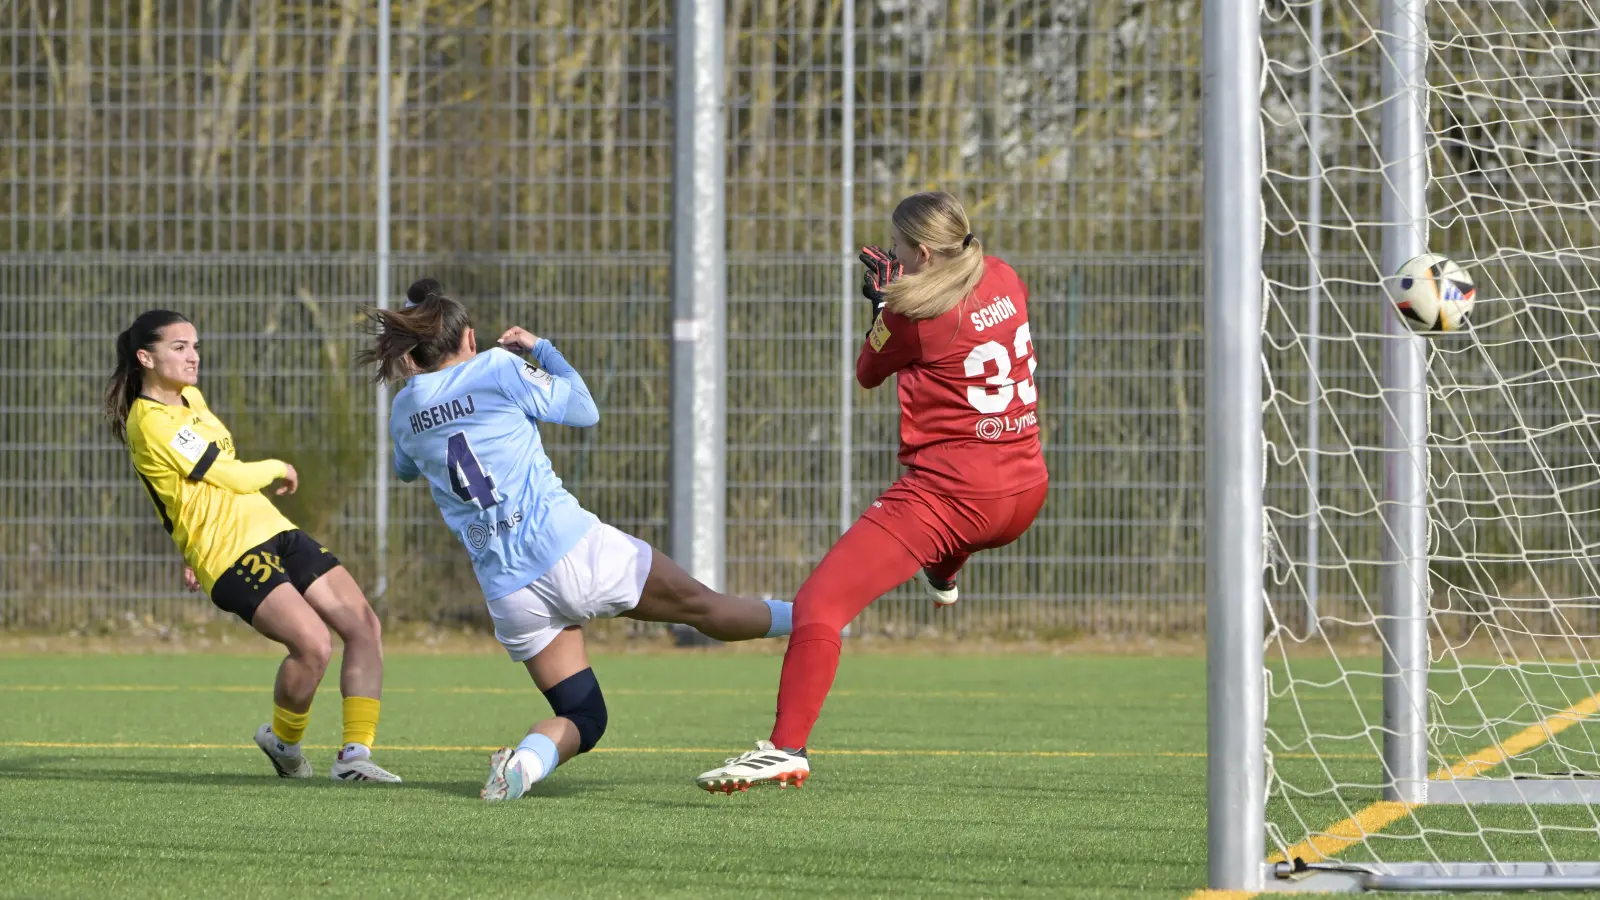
{"left": 855, "top": 256, "right": 1048, "bottom": 499}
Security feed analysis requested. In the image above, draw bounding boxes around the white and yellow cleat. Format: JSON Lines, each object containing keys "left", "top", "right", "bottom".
{"left": 254, "top": 724, "right": 313, "bottom": 779}
{"left": 916, "top": 569, "right": 960, "bottom": 607}
{"left": 329, "top": 745, "right": 402, "bottom": 783}
{"left": 696, "top": 740, "right": 809, "bottom": 794}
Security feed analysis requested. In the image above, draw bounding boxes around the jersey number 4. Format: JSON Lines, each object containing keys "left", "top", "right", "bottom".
{"left": 447, "top": 432, "right": 499, "bottom": 509}
{"left": 964, "top": 322, "right": 1038, "bottom": 414}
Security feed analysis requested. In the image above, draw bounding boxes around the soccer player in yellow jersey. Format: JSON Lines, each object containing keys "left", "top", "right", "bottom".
{"left": 105, "top": 309, "right": 400, "bottom": 783}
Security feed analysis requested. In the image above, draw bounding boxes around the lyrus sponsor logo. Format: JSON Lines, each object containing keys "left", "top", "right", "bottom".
{"left": 466, "top": 510, "right": 526, "bottom": 550}
{"left": 976, "top": 411, "right": 1037, "bottom": 440}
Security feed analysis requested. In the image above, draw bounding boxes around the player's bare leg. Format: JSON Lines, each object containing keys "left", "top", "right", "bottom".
{"left": 303, "top": 566, "right": 384, "bottom": 699}
{"left": 302, "top": 566, "right": 399, "bottom": 783}
{"left": 622, "top": 551, "right": 790, "bottom": 641}
{"left": 483, "top": 626, "right": 589, "bottom": 801}
{"left": 248, "top": 584, "right": 331, "bottom": 779}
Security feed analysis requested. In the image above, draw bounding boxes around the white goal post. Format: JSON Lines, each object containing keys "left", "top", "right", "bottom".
{"left": 1207, "top": 0, "right": 1600, "bottom": 891}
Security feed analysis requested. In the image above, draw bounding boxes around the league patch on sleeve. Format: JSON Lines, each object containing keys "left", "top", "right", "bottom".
{"left": 868, "top": 314, "right": 892, "bottom": 352}
{"left": 521, "top": 362, "right": 555, "bottom": 391}
{"left": 169, "top": 426, "right": 207, "bottom": 463}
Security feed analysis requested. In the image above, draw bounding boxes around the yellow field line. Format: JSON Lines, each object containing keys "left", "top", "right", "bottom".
{"left": 1184, "top": 689, "right": 1600, "bottom": 899}
{"left": 0, "top": 684, "right": 1006, "bottom": 699}
{"left": 0, "top": 739, "right": 1373, "bottom": 761}
{"left": 1270, "top": 690, "right": 1600, "bottom": 865}
{"left": 0, "top": 740, "right": 1209, "bottom": 758}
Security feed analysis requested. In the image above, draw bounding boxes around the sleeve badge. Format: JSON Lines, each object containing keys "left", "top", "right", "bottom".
{"left": 521, "top": 362, "right": 555, "bottom": 391}
{"left": 868, "top": 314, "right": 892, "bottom": 352}
{"left": 169, "top": 426, "right": 207, "bottom": 463}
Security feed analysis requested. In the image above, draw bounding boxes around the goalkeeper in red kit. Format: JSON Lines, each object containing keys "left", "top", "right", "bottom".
{"left": 696, "top": 191, "right": 1048, "bottom": 792}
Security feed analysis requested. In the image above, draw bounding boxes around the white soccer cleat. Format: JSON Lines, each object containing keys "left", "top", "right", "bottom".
{"left": 254, "top": 724, "right": 313, "bottom": 779}
{"left": 696, "top": 740, "right": 810, "bottom": 794}
{"left": 480, "top": 747, "right": 534, "bottom": 802}
{"left": 329, "top": 748, "right": 402, "bottom": 784}
{"left": 916, "top": 569, "right": 960, "bottom": 607}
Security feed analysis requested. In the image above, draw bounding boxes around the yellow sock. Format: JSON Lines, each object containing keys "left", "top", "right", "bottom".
{"left": 342, "top": 696, "right": 381, "bottom": 749}
{"left": 272, "top": 704, "right": 311, "bottom": 746}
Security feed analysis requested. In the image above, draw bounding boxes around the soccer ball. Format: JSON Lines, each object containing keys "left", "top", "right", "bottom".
{"left": 1388, "top": 253, "right": 1476, "bottom": 333}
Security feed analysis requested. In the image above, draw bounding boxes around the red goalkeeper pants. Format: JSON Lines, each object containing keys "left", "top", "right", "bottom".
{"left": 769, "top": 477, "right": 1048, "bottom": 750}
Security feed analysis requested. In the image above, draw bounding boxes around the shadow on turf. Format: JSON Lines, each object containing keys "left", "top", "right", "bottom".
{"left": 0, "top": 755, "right": 289, "bottom": 788}
{"left": 0, "top": 755, "right": 449, "bottom": 792}
{"left": 410, "top": 778, "right": 587, "bottom": 801}
{"left": 0, "top": 756, "right": 713, "bottom": 806}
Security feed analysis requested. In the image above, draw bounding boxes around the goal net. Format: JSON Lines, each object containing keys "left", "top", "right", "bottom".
{"left": 1255, "top": 0, "right": 1600, "bottom": 888}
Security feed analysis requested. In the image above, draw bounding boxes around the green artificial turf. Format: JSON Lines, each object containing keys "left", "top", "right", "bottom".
{"left": 2, "top": 651, "right": 1597, "bottom": 898}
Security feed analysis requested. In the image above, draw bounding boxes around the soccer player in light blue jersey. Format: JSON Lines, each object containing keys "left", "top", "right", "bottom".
{"left": 362, "top": 279, "right": 793, "bottom": 801}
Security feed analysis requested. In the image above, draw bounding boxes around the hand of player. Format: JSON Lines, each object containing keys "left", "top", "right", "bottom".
{"left": 498, "top": 326, "right": 541, "bottom": 354}
{"left": 273, "top": 463, "right": 299, "bottom": 496}
{"left": 182, "top": 567, "right": 200, "bottom": 593}
{"left": 859, "top": 245, "right": 902, "bottom": 318}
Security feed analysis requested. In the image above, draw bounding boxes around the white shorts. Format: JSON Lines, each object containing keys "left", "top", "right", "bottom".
{"left": 485, "top": 523, "right": 654, "bottom": 662}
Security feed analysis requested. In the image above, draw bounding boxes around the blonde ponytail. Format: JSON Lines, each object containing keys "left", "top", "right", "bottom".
{"left": 883, "top": 191, "right": 987, "bottom": 320}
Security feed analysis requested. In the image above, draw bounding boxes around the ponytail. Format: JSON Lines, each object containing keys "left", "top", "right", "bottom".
{"left": 882, "top": 191, "right": 987, "bottom": 320}
{"left": 104, "top": 309, "right": 191, "bottom": 444}
{"left": 358, "top": 278, "right": 473, "bottom": 383}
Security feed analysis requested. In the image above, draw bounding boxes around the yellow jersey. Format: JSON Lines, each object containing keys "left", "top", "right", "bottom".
{"left": 126, "top": 386, "right": 296, "bottom": 592}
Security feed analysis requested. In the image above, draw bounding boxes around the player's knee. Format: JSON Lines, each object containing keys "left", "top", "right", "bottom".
{"left": 352, "top": 603, "right": 382, "bottom": 646}
{"left": 791, "top": 621, "right": 845, "bottom": 647}
{"left": 790, "top": 593, "right": 850, "bottom": 634}
{"left": 542, "top": 667, "right": 607, "bottom": 753}
{"left": 292, "top": 630, "right": 334, "bottom": 672}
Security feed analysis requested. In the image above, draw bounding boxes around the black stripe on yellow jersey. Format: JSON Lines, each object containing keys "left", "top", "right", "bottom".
{"left": 125, "top": 386, "right": 297, "bottom": 593}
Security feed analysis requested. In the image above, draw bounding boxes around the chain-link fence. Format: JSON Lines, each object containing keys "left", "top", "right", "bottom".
{"left": 1, "top": 0, "right": 1206, "bottom": 635}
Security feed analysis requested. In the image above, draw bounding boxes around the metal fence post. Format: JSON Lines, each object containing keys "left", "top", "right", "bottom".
{"left": 374, "top": 0, "right": 392, "bottom": 605}
{"left": 839, "top": 0, "right": 856, "bottom": 538}
{"left": 670, "top": 0, "right": 727, "bottom": 616}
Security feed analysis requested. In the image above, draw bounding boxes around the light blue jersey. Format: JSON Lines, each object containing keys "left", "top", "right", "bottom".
{"left": 390, "top": 342, "right": 601, "bottom": 600}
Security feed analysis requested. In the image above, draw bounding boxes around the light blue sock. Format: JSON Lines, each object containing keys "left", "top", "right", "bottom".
{"left": 763, "top": 598, "right": 794, "bottom": 638}
{"left": 514, "top": 732, "right": 561, "bottom": 783}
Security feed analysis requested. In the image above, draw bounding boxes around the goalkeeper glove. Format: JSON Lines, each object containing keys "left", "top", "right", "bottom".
{"left": 859, "top": 245, "right": 902, "bottom": 332}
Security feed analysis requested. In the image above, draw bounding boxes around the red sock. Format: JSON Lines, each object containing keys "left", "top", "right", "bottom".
{"left": 925, "top": 552, "right": 969, "bottom": 586}
{"left": 770, "top": 623, "right": 844, "bottom": 749}
{"left": 769, "top": 518, "right": 921, "bottom": 750}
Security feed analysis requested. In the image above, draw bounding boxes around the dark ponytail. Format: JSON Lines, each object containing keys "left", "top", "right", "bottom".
{"left": 105, "top": 309, "right": 191, "bottom": 444}
{"left": 357, "top": 277, "right": 473, "bottom": 383}
{"left": 405, "top": 277, "right": 441, "bottom": 307}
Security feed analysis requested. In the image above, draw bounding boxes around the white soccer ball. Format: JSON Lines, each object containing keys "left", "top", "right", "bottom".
{"left": 1389, "top": 253, "right": 1477, "bottom": 333}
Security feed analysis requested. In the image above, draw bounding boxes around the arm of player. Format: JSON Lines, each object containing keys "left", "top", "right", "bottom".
{"left": 392, "top": 442, "right": 421, "bottom": 483}
{"left": 198, "top": 456, "right": 291, "bottom": 494}
{"left": 493, "top": 341, "right": 599, "bottom": 428}
{"left": 138, "top": 416, "right": 288, "bottom": 494}
{"left": 856, "top": 309, "right": 921, "bottom": 389}
{"left": 528, "top": 339, "right": 599, "bottom": 426}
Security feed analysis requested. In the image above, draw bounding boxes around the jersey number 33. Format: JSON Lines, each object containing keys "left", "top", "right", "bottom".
{"left": 964, "top": 322, "right": 1037, "bottom": 415}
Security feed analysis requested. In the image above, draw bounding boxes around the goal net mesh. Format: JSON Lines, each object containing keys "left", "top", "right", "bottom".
{"left": 1260, "top": 0, "right": 1600, "bottom": 868}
